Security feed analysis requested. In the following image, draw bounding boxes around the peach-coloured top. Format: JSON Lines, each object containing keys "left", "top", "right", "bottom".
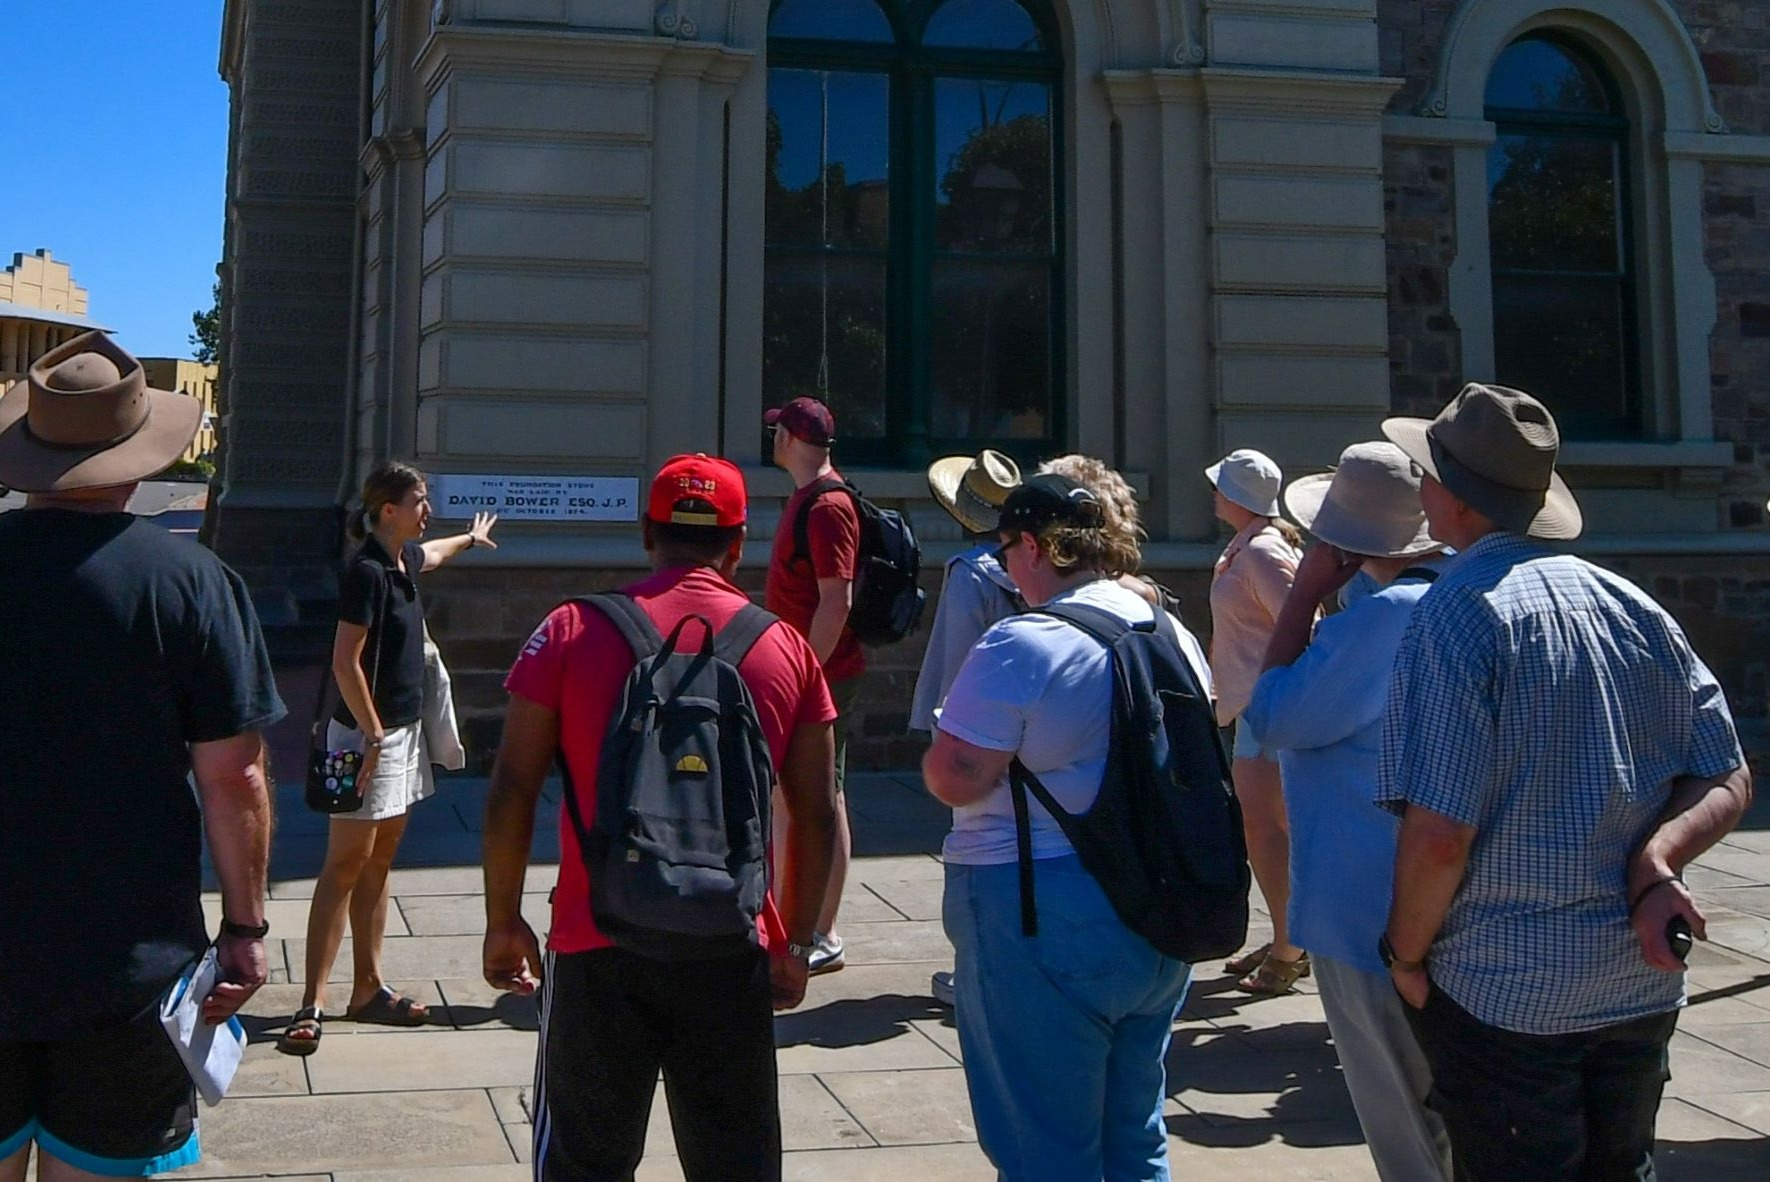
{"left": 1208, "top": 519, "right": 1302, "bottom": 724}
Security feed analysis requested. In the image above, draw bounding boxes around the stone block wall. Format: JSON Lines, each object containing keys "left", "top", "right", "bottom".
{"left": 1383, "top": 140, "right": 1463, "bottom": 419}
{"left": 1704, "top": 162, "right": 1770, "bottom": 527}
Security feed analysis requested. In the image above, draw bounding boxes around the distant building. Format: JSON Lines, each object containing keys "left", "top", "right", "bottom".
{"left": 0, "top": 250, "right": 109, "bottom": 384}
{"left": 141, "top": 358, "right": 221, "bottom": 463}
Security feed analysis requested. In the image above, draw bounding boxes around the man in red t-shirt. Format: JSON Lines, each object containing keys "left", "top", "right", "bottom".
{"left": 764, "top": 396, "right": 861, "bottom": 975}
{"left": 481, "top": 454, "right": 838, "bottom": 1182}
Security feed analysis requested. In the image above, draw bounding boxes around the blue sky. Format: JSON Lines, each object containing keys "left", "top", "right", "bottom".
{"left": 0, "top": 2, "right": 228, "bottom": 359}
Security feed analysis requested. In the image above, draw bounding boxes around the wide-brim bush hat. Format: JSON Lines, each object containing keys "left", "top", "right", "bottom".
{"left": 1205, "top": 448, "right": 1283, "bottom": 517}
{"left": 1283, "top": 441, "right": 1440, "bottom": 559}
{"left": 0, "top": 331, "right": 202, "bottom": 494}
{"left": 1382, "top": 382, "right": 1582, "bottom": 540}
{"left": 927, "top": 449, "right": 1022, "bottom": 534}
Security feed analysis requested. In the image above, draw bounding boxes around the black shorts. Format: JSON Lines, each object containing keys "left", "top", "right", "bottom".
{"left": 0, "top": 1003, "right": 198, "bottom": 1176}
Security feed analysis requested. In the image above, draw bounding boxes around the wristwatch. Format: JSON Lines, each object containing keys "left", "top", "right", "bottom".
{"left": 784, "top": 941, "right": 814, "bottom": 961}
{"left": 220, "top": 918, "right": 271, "bottom": 939}
{"left": 1377, "top": 934, "right": 1425, "bottom": 973}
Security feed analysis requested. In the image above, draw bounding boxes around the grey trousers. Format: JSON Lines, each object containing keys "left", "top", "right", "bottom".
{"left": 1314, "top": 955, "right": 1454, "bottom": 1182}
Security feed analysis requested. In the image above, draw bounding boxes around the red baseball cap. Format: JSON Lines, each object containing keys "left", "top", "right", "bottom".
{"left": 648, "top": 454, "right": 747, "bottom": 527}
{"left": 764, "top": 396, "right": 836, "bottom": 447}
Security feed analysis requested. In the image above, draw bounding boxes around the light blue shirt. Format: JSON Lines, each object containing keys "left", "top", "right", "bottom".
{"left": 1375, "top": 533, "right": 1743, "bottom": 1035}
{"left": 910, "top": 545, "right": 1021, "bottom": 733}
{"left": 1243, "top": 575, "right": 1436, "bottom": 975}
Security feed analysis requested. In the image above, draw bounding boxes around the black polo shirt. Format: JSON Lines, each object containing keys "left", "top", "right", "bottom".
{"left": 0, "top": 509, "right": 285, "bottom": 1039}
{"left": 335, "top": 537, "right": 427, "bottom": 731}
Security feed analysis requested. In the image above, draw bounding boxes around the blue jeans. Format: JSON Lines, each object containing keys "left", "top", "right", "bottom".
{"left": 943, "top": 856, "right": 1192, "bottom": 1182}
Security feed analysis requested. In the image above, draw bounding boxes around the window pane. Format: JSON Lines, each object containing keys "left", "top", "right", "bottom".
{"left": 766, "top": 70, "right": 891, "bottom": 250}
{"left": 930, "top": 258, "right": 1051, "bottom": 440}
{"left": 934, "top": 79, "right": 1052, "bottom": 253}
{"left": 763, "top": 254, "right": 889, "bottom": 440}
{"left": 1485, "top": 37, "right": 1612, "bottom": 114}
{"left": 769, "top": 0, "right": 893, "bottom": 42}
{"left": 924, "top": 0, "right": 1042, "bottom": 50}
{"left": 1492, "top": 274, "right": 1632, "bottom": 437}
{"left": 1488, "top": 133, "right": 1620, "bottom": 273}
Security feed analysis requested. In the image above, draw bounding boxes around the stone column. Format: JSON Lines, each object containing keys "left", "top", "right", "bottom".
{"left": 211, "top": 0, "right": 364, "bottom": 613}
{"left": 1, "top": 321, "right": 17, "bottom": 375}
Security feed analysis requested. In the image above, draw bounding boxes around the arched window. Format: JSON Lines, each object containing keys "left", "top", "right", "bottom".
{"left": 1485, "top": 34, "right": 1639, "bottom": 439}
{"left": 765, "top": 0, "right": 1063, "bottom": 464}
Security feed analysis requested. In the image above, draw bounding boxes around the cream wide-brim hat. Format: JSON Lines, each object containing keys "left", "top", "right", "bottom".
{"left": 1282, "top": 441, "right": 1441, "bottom": 559}
{"left": 927, "top": 449, "right": 1023, "bottom": 534}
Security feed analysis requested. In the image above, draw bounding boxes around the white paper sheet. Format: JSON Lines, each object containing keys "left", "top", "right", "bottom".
{"left": 158, "top": 946, "right": 246, "bottom": 1107}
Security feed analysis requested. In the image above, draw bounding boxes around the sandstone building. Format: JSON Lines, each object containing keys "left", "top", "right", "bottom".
{"left": 216, "top": 0, "right": 1770, "bottom": 764}
{"left": 0, "top": 250, "right": 105, "bottom": 386}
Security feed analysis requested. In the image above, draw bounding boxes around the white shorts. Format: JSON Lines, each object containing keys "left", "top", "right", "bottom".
{"left": 326, "top": 718, "right": 436, "bottom": 821}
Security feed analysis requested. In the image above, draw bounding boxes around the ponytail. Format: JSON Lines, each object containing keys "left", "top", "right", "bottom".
{"left": 350, "top": 460, "right": 425, "bottom": 543}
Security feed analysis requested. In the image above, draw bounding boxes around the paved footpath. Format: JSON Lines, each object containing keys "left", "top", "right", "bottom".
{"left": 42, "top": 765, "right": 1770, "bottom": 1180}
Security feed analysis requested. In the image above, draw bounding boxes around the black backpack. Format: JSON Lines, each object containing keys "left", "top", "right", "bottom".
{"left": 1010, "top": 602, "right": 1251, "bottom": 963}
{"left": 558, "top": 593, "right": 778, "bottom": 962}
{"left": 792, "top": 476, "right": 926, "bottom": 646}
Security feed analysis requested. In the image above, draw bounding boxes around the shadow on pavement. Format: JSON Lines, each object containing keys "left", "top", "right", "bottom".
{"left": 774, "top": 993, "right": 947, "bottom": 1049}
{"left": 1658, "top": 1135, "right": 1770, "bottom": 1180}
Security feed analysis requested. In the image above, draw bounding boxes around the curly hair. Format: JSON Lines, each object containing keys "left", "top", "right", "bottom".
{"left": 1037, "top": 454, "right": 1144, "bottom": 540}
{"left": 1027, "top": 454, "right": 1143, "bottom": 577}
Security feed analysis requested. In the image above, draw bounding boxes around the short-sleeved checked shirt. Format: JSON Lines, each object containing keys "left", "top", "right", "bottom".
{"left": 1376, "top": 532, "right": 1742, "bottom": 1035}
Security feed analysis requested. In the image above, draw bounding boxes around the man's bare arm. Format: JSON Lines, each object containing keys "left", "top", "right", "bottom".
{"left": 777, "top": 720, "right": 839, "bottom": 947}
{"left": 923, "top": 730, "right": 1016, "bottom": 809}
{"left": 192, "top": 731, "right": 273, "bottom": 1020}
{"left": 482, "top": 695, "right": 557, "bottom": 994}
{"left": 1384, "top": 803, "right": 1476, "bottom": 1007}
{"left": 808, "top": 577, "right": 853, "bottom": 667}
{"left": 1628, "top": 765, "right": 1754, "bottom": 971}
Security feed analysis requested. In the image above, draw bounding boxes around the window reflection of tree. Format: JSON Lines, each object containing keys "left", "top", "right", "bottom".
{"left": 763, "top": 0, "right": 1061, "bottom": 463}
{"left": 1485, "top": 35, "right": 1637, "bottom": 439}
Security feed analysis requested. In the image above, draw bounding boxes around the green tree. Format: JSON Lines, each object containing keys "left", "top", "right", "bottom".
{"left": 190, "top": 279, "right": 220, "bottom": 365}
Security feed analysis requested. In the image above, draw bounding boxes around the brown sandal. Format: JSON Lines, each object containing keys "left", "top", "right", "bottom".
{"left": 1224, "top": 942, "right": 1272, "bottom": 977}
{"left": 276, "top": 1007, "right": 323, "bottom": 1056}
{"left": 346, "top": 987, "right": 430, "bottom": 1027}
{"left": 1237, "top": 952, "right": 1311, "bottom": 996}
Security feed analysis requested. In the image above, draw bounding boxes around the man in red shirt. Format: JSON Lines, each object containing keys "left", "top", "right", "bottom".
{"left": 764, "top": 396, "right": 861, "bottom": 975}
{"left": 481, "top": 454, "right": 839, "bottom": 1182}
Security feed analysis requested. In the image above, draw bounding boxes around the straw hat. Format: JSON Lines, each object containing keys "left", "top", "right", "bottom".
{"left": 0, "top": 332, "right": 203, "bottom": 494}
{"left": 927, "top": 449, "right": 1022, "bottom": 534}
{"left": 1382, "top": 383, "right": 1582, "bottom": 540}
{"left": 1283, "top": 442, "right": 1441, "bottom": 558}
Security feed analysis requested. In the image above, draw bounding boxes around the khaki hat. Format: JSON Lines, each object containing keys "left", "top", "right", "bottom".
{"left": 1382, "top": 383, "right": 1582, "bottom": 540}
{"left": 1283, "top": 442, "right": 1440, "bottom": 559}
{"left": 927, "top": 449, "right": 1022, "bottom": 534}
{"left": 0, "top": 332, "right": 203, "bottom": 494}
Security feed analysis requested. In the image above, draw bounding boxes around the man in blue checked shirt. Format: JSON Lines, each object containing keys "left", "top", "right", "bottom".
{"left": 1243, "top": 441, "right": 1453, "bottom": 1182}
{"left": 1375, "top": 383, "right": 1752, "bottom": 1182}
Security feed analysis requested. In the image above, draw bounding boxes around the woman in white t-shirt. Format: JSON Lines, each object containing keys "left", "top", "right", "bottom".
{"left": 923, "top": 472, "right": 1212, "bottom": 1182}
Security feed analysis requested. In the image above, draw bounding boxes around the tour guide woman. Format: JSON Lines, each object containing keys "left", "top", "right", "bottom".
{"left": 279, "top": 461, "right": 496, "bottom": 1053}
{"left": 922, "top": 472, "right": 1213, "bottom": 1181}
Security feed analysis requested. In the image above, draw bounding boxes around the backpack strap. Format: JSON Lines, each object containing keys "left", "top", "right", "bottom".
{"left": 791, "top": 476, "right": 854, "bottom": 567}
{"left": 1010, "top": 760, "right": 1041, "bottom": 939}
{"left": 578, "top": 592, "right": 666, "bottom": 662}
{"left": 1031, "top": 599, "right": 1148, "bottom": 646}
{"left": 712, "top": 603, "right": 780, "bottom": 669}
{"left": 1397, "top": 565, "right": 1441, "bottom": 584}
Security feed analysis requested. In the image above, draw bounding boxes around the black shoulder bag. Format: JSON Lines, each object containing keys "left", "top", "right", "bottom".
{"left": 305, "top": 569, "right": 388, "bottom": 814}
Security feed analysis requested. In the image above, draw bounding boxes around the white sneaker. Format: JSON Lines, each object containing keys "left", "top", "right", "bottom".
{"left": 931, "top": 970, "right": 956, "bottom": 1008}
{"left": 808, "top": 932, "right": 845, "bottom": 976}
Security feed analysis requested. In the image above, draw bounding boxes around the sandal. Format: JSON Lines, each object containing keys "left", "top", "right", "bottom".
{"left": 1237, "top": 952, "right": 1311, "bottom": 996}
{"left": 277, "top": 1007, "right": 323, "bottom": 1056}
{"left": 346, "top": 986, "right": 431, "bottom": 1027}
{"left": 1224, "top": 942, "right": 1273, "bottom": 977}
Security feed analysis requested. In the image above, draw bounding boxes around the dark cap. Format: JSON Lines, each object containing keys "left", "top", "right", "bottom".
{"left": 647, "top": 453, "right": 747, "bottom": 527}
{"left": 764, "top": 396, "right": 836, "bottom": 447}
{"left": 995, "top": 473, "right": 1103, "bottom": 534}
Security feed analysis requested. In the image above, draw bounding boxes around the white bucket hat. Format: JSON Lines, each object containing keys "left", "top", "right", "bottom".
{"left": 1282, "top": 441, "right": 1441, "bottom": 559}
{"left": 1205, "top": 449, "right": 1283, "bottom": 517}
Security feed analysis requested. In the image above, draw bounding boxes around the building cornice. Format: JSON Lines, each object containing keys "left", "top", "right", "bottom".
{"left": 417, "top": 23, "right": 754, "bottom": 86}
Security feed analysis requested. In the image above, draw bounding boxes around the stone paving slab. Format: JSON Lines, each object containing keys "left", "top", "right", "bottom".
{"left": 170, "top": 1091, "right": 513, "bottom": 1177}
{"left": 395, "top": 891, "right": 551, "bottom": 937}
{"left": 303, "top": 1029, "right": 538, "bottom": 1093}
{"left": 286, "top": 934, "right": 488, "bottom": 983}
{"left": 820, "top": 1067, "right": 978, "bottom": 1146}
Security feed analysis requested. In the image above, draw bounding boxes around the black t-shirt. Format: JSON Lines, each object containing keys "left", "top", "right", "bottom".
{"left": 0, "top": 509, "right": 285, "bottom": 1039}
{"left": 334, "top": 537, "right": 427, "bottom": 731}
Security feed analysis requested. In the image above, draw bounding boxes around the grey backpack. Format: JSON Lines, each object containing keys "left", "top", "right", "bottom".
{"left": 559, "top": 593, "right": 778, "bottom": 961}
